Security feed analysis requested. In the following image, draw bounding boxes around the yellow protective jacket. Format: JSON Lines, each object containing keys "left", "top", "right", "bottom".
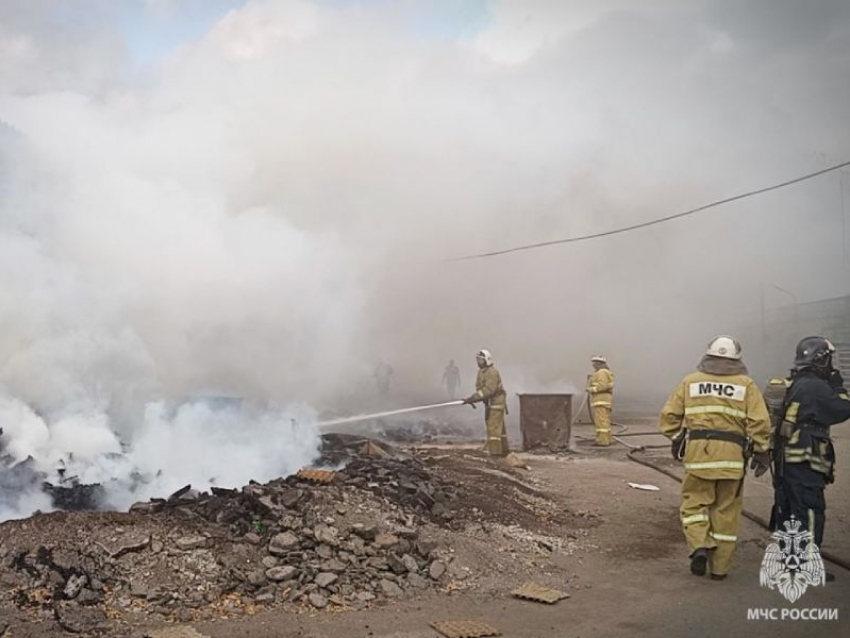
{"left": 587, "top": 368, "right": 614, "bottom": 408}
{"left": 473, "top": 365, "right": 506, "bottom": 408}
{"left": 660, "top": 371, "right": 770, "bottom": 480}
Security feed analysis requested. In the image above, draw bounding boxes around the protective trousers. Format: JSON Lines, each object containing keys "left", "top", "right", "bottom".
{"left": 680, "top": 474, "right": 743, "bottom": 576}
{"left": 776, "top": 465, "right": 826, "bottom": 547}
{"left": 485, "top": 405, "right": 509, "bottom": 456}
{"left": 592, "top": 405, "right": 612, "bottom": 446}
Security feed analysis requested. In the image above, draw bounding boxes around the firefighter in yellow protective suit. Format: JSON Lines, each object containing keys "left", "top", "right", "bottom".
{"left": 587, "top": 356, "right": 614, "bottom": 446}
{"left": 660, "top": 336, "right": 770, "bottom": 580}
{"left": 462, "top": 349, "right": 509, "bottom": 456}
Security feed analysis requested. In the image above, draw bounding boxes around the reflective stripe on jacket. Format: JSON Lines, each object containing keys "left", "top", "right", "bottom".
{"left": 588, "top": 368, "right": 614, "bottom": 407}
{"left": 475, "top": 366, "right": 506, "bottom": 408}
{"left": 659, "top": 371, "right": 770, "bottom": 480}
{"left": 780, "top": 372, "right": 850, "bottom": 476}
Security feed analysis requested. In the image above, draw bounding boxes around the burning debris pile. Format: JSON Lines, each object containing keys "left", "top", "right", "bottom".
{"left": 0, "top": 439, "right": 481, "bottom": 632}
{"left": 0, "top": 433, "right": 582, "bottom": 637}
{"left": 0, "top": 449, "right": 107, "bottom": 516}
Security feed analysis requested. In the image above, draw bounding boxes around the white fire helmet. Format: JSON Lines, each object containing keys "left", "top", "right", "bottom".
{"left": 706, "top": 335, "right": 742, "bottom": 360}
{"left": 590, "top": 355, "right": 607, "bottom": 364}
{"left": 476, "top": 349, "right": 493, "bottom": 366}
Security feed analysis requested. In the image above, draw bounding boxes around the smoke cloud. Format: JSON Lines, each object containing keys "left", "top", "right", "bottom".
{"left": 1, "top": 0, "right": 849, "bottom": 518}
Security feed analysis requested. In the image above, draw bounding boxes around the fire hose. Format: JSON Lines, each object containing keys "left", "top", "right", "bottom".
{"left": 572, "top": 391, "right": 589, "bottom": 425}
{"left": 572, "top": 389, "right": 628, "bottom": 438}
{"left": 321, "top": 403, "right": 850, "bottom": 571}
{"left": 315, "top": 400, "right": 469, "bottom": 429}
{"left": 577, "top": 387, "right": 629, "bottom": 435}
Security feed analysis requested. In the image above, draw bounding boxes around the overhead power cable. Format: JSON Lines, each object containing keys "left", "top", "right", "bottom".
{"left": 447, "top": 159, "right": 850, "bottom": 262}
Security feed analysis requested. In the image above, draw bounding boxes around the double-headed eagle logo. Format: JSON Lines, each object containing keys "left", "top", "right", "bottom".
{"left": 760, "top": 517, "right": 826, "bottom": 603}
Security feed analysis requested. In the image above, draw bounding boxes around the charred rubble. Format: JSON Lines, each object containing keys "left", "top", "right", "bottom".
{"left": 0, "top": 431, "right": 452, "bottom": 517}
{"left": 2, "top": 427, "right": 106, "bottom": 513}
{"left": 0, "top": 453, "right": 107, "bottom": 513}
{"left": 0, "top": 435, "right": 476, "bottom": 627}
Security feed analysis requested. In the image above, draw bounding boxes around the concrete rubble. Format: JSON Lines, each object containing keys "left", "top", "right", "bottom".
{"left": 0, "top": 436, "right": 582, "bottom": 636}
{"left": 0, "top": 439, "right": 491, "bottom": 632}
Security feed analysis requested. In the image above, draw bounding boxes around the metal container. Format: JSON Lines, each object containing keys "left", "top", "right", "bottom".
{"left": 517, "top": 393, "right": 572, "bottom": 451}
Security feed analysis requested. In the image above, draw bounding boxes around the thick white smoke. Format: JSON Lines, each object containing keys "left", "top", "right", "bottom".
{"left": 1, "top": 1, "right": 849, "bottom": 520}
{"left": 0, "top": 395, "right": 320, "bottom": 519}
{"left": 0, "top": 102, "right": 338, "bottom": 518}
{"left": 0, "top": 2, "right": 367, "bottom": 520}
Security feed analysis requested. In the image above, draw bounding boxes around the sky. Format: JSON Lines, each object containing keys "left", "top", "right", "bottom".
{"left": 1, "top": 0, "right": 849, "bottom": 516}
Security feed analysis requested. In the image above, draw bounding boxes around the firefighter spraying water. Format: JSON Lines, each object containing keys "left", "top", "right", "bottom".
{"left": 315, "top": 400, "right": 468, "bottom": 429}
{"left": 317, "top": 349, "right": 508, "bottom": 456}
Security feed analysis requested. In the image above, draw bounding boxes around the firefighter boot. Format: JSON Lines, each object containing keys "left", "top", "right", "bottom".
{"left": 690, "top": 548, "right": 708, "bottom": 576}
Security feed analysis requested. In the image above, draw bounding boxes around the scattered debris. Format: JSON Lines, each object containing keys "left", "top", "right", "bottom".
{"left": 43, "top": 481, "right": 107, "bottom": 511}
{"left": 317, "top": 433, "right": 404, "bottom": 465}
{"left": 429, "top": 561, "right": 447, "bottom": 580}
{"left": 53, "top": 604, "right": 108, "bottom": 634}
{"left": 430, "top": 620, "right": 501, "bottom": 638}
{"left": 338, "top": 455, "right": 458, "bottom": 521}
{"left": 362, "top": 441, "right": 390, "bottom": 458}
{"left": 175, "top": 535, "right": 208, "bottom": 550}
{"left": 0, "top": 436, "right": 587, "bottom": 633}
{"left": 504, "top": 453, "right": 529, "bottom": 469}
{"left": 0, "top": 454, "right": 107, "bottom": 514}
{"left": 145, "top": 627, "right": 211, "bottom": 638}
{"left": 627, "top": 483, "right": 660, "bottom": 492}
{"left": 511, "top": 581, "right": 569, "bottom": 604}
{"left": 98, "top": 534, "right": 151, "bottom": 559}
{"left": 337, "top": 418, "right": 478, "bottom": 446}
{"left": 296, "top": 469, "right": 337, "bottom": 484}
{"left": 0, "top": 444, "right": 468, "bottom": 623}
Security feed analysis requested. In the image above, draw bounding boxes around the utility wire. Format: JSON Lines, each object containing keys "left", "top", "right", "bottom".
{"left": 447, "top": 159, "right": 850, "bottom": 262}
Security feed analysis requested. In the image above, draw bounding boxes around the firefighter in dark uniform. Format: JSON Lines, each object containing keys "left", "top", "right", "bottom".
{"left": 771, "top": 336, "right": 850, "bottom": 580}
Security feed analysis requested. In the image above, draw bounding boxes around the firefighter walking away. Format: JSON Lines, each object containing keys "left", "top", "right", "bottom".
{"left": 659, "top": 336, "right": 770, "bottom": 580}
{"left": 463, "top": 349, "right": 509, "bottom": 456}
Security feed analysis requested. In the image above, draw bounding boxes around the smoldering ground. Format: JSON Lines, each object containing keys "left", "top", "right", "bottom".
{"left": 1, "top": 0, "right": 849, "bottom": 519}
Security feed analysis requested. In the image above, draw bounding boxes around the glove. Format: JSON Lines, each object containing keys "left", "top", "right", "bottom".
{"left": 828, "top": 369, "right": 845, "bottom": 390}
{"left": 461, "top": 396, "right": 476, "bottom": 407}
{"left": 670, "top": 433, "right": 685, "bottom": 461}
{"left": 750, "top": 451, "right": 771, "bottom": 478}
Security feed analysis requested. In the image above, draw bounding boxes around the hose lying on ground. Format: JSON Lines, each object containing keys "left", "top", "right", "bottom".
{"left": 621, "top": 439, "right": 850, "bottom": 573}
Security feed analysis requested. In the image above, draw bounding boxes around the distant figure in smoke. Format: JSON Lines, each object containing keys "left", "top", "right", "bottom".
{"left": 442, "top": 359, "right": 461, "bottom": 399}
{"left": 373, "top": 360, "right": 394, "bottom": 397}
{"left": 587, "top": 355, "right": 615, "bottom": 446}
{"left": 462, "top": 349, "right": 509, "bottom": 456}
